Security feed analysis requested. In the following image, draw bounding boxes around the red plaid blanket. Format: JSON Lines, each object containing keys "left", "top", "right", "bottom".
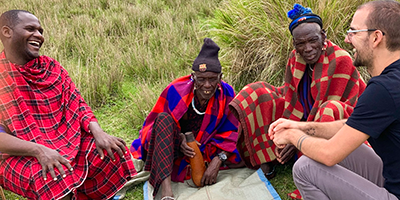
{"left": 0, "top": 52, "right": 135, "bottom": 199}
{"left": 229, "top": 40, "right": 366, "bottom": 168}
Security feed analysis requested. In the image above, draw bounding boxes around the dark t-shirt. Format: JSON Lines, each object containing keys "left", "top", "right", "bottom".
{"left": 347, "top": 59, "right": 400, "bottom": 199}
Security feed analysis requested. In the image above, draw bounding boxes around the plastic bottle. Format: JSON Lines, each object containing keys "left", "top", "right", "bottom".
{"left": 185, "top": 132, "right": 206, "bottom": 187}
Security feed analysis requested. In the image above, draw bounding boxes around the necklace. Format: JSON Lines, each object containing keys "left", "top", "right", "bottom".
{"left": 192, "top": 97, "right": 205, "bottom": 115}
{"left": 308, "top": 65, "right": 314, "bottom": 72}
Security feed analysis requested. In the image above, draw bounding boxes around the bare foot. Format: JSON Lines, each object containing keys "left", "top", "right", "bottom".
{"left": 161, "top": 176, "right": 174, "bottom": 199}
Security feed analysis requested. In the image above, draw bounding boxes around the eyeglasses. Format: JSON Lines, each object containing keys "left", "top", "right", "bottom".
{"left": 346, "top": 29, "right": 385, "bottom": 39}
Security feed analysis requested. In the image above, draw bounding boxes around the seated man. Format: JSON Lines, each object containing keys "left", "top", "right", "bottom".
{"left": 269, "top": 1, "right": 400, "bottom": 199}
{"left": 0, "top": 10, "right": 136, "bottom": 200}
{"left": 130, "top": 38, "right": 243, "bottom": 200}
{"left": 229, "top": 4, "right": 366, "bottom": 179}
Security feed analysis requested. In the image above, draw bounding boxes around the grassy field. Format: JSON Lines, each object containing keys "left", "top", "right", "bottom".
{"left": 203, "top": 0, "right": 372, "bottom": 89}
{"left": 1, "top": 0, "right": 375, "bottom": 199}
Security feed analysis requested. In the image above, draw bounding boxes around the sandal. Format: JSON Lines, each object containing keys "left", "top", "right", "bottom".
{"left": 161, "top": 196, "right": 175, "bottom": 200}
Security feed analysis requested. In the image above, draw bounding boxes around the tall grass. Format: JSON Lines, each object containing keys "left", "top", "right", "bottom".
{"left": 203, "top": 0, "right": 371, "bottom": 91}
{"left": 1, "top": 0, "right": 221, "bottom": 199}
{"left": 203, "top": 1, "right": 377, "bottom": 198}
{"left": 0, "top": 0, "right": 382, "bottom": 199}
{"left": 1, "top": 0, "right": 221, "bottom": 108}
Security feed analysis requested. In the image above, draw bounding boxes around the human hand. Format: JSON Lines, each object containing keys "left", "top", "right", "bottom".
{"left": 179, "top": 133, "right": 199, "bottom": 158}
{"left": 201, "top": 156, "right": 221, "bottom": 186}
{"left": 90, "top": 122, "right": 127, "bottom": 161}
{"left": 275, "top": 144, "right": 297, "bottom": 164}
{"left": 269, "top": 118, "right": 300, "bottom": 140}
{"left": 271, "top": 128, "right": 296, "bottom": 149}
{"left": 93, "top": 130, "right": 127, "bottom": 162}
{"left": 36, "top": 145, "right": 73, "bottom": 181}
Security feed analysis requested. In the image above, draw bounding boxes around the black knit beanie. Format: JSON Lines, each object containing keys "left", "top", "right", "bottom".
{"left": 192, "top": 38, "right": 222, "bottom": 73}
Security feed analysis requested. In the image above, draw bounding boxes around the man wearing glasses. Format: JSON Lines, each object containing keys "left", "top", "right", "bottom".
{"left": 269, "top": 1, "right": 400, "bottom": 199}
{"left": 229, "top": 3, "right": 366, "bottom": 184}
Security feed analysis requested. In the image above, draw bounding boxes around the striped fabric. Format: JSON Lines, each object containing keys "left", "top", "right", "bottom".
{"left": 0, "top": 52, "right": 136, "bottom": 200}
{"left": 130, "top": 75, "right": 241, "bottom": 183}
{"left": 144, "top": 112, "right": 181, "bottom": 197}
{"left": 229, "top": 40, "right": 366, "bottom": 169}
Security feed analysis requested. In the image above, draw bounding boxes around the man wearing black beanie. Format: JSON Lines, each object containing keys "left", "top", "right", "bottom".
{"left": 130, "top": 38, "right": 243, "bottom": 200}
{"left": 192, "top": 37, "right": 222, "bottom": 73}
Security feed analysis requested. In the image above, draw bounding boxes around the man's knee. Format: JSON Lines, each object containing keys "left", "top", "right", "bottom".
{"left": 153, "top": 112, "right": 177, "bottom": 138}
{"left": 315, "top": 100, "right": 353, "bottom": 121}
{"left": 156, "top": 112, "right": 173, "bottom": 122}
{"left": 320, "top": 100, "right": 337, "bottom": 107}
{"left": 293, "top": 155, "right": 314, "bottom": 180}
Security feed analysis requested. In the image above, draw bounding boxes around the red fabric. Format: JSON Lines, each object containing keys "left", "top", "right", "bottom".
{"left": 288, "top": 189, "right": 303, "bottom": 200}
{"left": 131, "top": 75, "right": 242, "bottom": 183}
{"left": 132, "top": 75, "right": 239, "bottom": 154}
{"left": 144, "top": 113, "right": 180, "bottom": 197}
{"left": 229, "top": 40, "right": 366, "bottom": 168}
{"left": 0, "top": 52, "right": 136, "bottom": 200}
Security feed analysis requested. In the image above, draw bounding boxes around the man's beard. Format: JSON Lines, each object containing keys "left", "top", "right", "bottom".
{"left": 353, "top": 41, "right": 373, "bottom": 68}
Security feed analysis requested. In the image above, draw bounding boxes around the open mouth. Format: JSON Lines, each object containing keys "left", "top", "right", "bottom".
{"left": 352, "top": 48, "right": 358, "bottom": 58}
{"left": 28, "top": 41, "right": 41, "bottom": 48}
{"left": 204, "top": 91, "right": 211, "bottom": 94}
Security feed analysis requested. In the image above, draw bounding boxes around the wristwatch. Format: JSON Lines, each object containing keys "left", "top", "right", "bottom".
{"left": 218, "top": 152, "right": 227, "bottom": 163}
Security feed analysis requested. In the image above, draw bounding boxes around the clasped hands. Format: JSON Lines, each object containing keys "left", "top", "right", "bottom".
{"left": 179, "top": 133, "right": 221, "bottom": 187}
{"left": 268, "top": 118, "right": 302, "bottom": 164}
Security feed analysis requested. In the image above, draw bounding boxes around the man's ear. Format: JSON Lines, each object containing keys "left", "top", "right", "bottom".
{"left": 321, "top": 29, "right": 327, "bottom": 40}
{"left": 1, "top": 25, "right": 12, "bottom": 38}
{"left": 371, "top": 30, "right": 384, "bottom": 48}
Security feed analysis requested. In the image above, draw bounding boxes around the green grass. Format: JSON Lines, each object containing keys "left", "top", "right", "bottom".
{"left": 1, "top": 0, "right": 221, "bottom": 199}
{"left": 203, "top": 0, "right": 373, "bottom": 90}
{"left": 270, "top": 162, "right": 298, "bottom": 200}
{"left": 0, "top": 0, "right": 379, "bottom": 199}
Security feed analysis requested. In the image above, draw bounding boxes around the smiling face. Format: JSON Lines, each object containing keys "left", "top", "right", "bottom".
{"left": 292, "top": 23, "right": 325, "bottom": 65}
{"left": 192, "top": 71, "right": 221, "bottom": 104}
{"left": 3, "top": 12, "right": 44, "bottom": 65}
{"left": 344, "top": 7, "right": 374, "bottom": 69}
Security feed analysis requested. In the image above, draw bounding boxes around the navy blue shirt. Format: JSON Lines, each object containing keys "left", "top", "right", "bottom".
{"left": 347, "top": 59, "right": 400, "bottom": 199}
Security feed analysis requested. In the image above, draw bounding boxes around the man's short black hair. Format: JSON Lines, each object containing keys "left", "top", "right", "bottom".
{"left": 0, "top": 10, "right": 32, "bottom": 28}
